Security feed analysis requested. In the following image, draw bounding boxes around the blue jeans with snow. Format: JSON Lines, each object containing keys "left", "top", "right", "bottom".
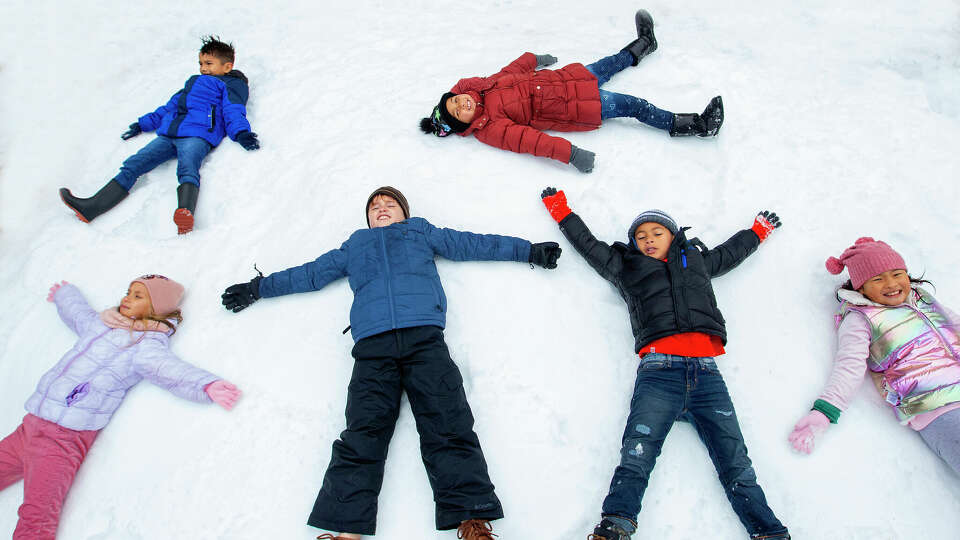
{"left": 585, "top": 50, "right": 674, "bottom": 131}
{"left": 114, "top": 135, "right": 212, "bottom": 190}
{"left": 602, "top": 354, "right": 788, "bottom": 538}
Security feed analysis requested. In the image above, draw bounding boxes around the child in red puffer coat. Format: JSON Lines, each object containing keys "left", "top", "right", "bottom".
{"left": 419, "top": 10, "right": 723, "bottom": 174}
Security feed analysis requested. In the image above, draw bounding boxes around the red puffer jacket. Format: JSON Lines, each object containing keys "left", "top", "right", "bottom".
{"left": 452, "top": 52, "right": 602, "bottom": 164}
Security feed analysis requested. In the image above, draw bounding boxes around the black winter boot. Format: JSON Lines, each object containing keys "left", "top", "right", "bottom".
{"left": 589, "top": 518, "right": 633, "bottom": 540}
{"left": 173, "top": 182, "right": 199, "bottom": 234}
{"left": 622, "top": 9, "right": 658, "bottom": 65}
{"left": 59, "top": 179, "right": 128, "bottom": 223}
{"left": 669, "top": 96, "right": 724, "bottom": 137}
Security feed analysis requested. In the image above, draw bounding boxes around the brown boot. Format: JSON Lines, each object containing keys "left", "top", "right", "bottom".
{"left": 316, "top": 535, "right": 354, "bottom": 540}
{"left": 457, "top": 519, "right": 498, "bottom": 540}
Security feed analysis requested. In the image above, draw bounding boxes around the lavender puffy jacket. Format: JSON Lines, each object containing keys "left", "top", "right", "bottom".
{"left": 24, "top": 284, "right": 219, "bottom": 431}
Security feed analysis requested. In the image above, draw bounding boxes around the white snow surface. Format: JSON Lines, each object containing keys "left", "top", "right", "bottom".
{"left": 2, "top": 1, "right": 960, "bottom": 539}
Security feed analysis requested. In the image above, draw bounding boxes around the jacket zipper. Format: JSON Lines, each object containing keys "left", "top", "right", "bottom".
{"left": 379, "top": 228, "right": 397, "bottom": 329}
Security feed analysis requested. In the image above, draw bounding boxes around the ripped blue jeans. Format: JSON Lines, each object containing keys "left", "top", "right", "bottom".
{"left": 602, "top": 353, "right": 788, "bottom": 538}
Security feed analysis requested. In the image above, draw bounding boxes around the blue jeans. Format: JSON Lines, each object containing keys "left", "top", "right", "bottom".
{"left": 602, "top": 354, "right": 788, "bottom": 538}
{"left": 114, "top": 135, "right": 212, "bottom": 190}
{"left": 585, "top": 50, "right": 674, "bottom": 132}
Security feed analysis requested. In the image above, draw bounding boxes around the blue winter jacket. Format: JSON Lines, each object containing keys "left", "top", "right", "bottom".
{"left": 137, "top": 70, "right": 251, "bottom": 147}
{"left": 257, "top": 217, "right": 532, "bottom": 342}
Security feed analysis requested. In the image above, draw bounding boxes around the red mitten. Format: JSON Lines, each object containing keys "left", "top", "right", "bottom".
{"left": 750, "top": 210, "right": 781, "bottom": 242}
{"left": 541, "top": 187, "right": 571, "bottom": 223}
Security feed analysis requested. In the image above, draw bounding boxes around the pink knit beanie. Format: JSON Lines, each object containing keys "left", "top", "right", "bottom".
{"left": 825, "top": 237, "right": 906, "bottom": 289}
{"left": 132, "top": 275, "right": 185, "bottom": 316}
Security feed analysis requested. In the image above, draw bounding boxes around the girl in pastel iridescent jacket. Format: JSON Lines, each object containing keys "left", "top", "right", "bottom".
{"left": 0, "top": 277, "right": 241, "bottom": 539}
{"left": 789, "top": 237, "right": 960, "bottom": 476}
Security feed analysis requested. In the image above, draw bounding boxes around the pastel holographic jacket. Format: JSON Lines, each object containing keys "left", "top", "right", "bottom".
{"left": 25, "top": 284, "right": 219, "bottom": 431}
{"left": 818, "top": 287, "right": 960, "bottom": 428}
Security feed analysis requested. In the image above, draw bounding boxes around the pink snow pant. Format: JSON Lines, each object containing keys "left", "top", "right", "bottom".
{"left": 0, "top": 414, "right": 99, "bottom": 539}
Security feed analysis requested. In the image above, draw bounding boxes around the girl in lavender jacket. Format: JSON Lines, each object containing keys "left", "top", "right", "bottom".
{"left": 0, "top": 275, "right": 242, "bottom": 539}
{"left": 789, "top": 238, "right": 960, "bottom": 476}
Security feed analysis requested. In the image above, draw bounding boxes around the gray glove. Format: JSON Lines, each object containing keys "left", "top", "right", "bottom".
{"left": 569, "top": 145, "right": 595, "bottom": 173}
{"left": 535, "top": 54, "right": 558, "bottom": 68}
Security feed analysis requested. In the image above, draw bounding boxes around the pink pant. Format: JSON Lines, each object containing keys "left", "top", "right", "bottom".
{"left": 0, "top": 414, "right": 98, "bottom": 540}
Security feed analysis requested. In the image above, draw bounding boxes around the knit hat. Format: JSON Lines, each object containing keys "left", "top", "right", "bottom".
{"left": 366, "top": 186, "right": 410, "bottom": 227}
{"left": 132, "top": 275, "right": 185, "bottom": 316}
{"left": 825, "top": 237, "right": 906, "bottom": 290}
{"left": 419, "top": 92, "right": 470, "bottom": 137}
{"left": 627, "top": 209, "right": 679, "bottom": 245}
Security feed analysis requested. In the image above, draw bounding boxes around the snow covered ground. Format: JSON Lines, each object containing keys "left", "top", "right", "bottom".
{"left": 2, "top": 1, "right": 959, "bottom": 538}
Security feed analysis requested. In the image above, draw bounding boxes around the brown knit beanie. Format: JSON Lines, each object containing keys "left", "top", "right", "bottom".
{"left": 365, "top": 186, "right": 410, "bottom": 227}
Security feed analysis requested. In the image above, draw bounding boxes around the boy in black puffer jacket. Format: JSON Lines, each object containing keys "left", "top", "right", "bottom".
{"left": 539, "top": 188, "right": 790, "bottom": 540}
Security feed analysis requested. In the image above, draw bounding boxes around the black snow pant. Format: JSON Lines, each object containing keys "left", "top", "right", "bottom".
{"left": 307, "top": 325, "right": 503, "bottom": 535}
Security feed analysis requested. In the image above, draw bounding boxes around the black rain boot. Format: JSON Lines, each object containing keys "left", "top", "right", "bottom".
{"left": 173, "top": 182, "right": 199, "bottom": 234}
{"left": 588, "top": 518, "right": 634, "bottom": 540}
{"left": 669, "top": 96, "right": 724, "bottom": 137}
{"left": 59, "top": 179, "right": 128, "bottom": 223}
{"left": 621, "top": 9, "right": 658, "bottom": 65}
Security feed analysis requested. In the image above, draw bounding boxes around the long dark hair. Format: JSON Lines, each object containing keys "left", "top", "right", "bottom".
{"left": 838, "top": 273, "right": 934, "bottom": 293}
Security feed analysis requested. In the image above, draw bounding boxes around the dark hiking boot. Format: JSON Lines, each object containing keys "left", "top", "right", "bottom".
{"left": 588, "top": 518, "right": 634, "bottom": 540}
{"left": 750, "top": 533, "right": 791, "bottom": 539}
{"left": 59, "top": 179, "right": 128, "bottom": 223}
{"left": 173, "top": 182, "right": 199, "bottom": 234}
{"left": 670, "top": 96, "right": 724, "bottom": 137}
{"left": 457, "top": 519, "right": 498, "bottom": 540}
{"left": 622, "top": 9, "right": 658, "bottom": 65}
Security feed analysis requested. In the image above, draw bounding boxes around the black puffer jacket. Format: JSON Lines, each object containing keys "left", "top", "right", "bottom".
{"left": 559, "top": 212, "right": 760, "bottom": 352}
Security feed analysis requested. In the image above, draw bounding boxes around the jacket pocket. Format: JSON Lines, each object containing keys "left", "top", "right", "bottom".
{"left": 65, "top": 382, "right": 90, "bottom": 406}
{"left": 208, "top": 105, "right": 217, "bottom": 132}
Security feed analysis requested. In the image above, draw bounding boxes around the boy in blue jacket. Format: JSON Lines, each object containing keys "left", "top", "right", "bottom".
{"left": 59, "top": 36, "right": 259, "bottom": 234}
{"left": 221, "top": 186, "right": 561, "bottom": 540}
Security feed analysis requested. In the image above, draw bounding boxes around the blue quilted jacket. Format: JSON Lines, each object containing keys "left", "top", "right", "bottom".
{"left": 257, "top": 217, "right": 532, "bottom": 341}
{"left": 137, "top": 70, "right": 251, "bottom": 147}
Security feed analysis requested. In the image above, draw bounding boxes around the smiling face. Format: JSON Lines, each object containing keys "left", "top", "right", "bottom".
{"left": 198, "top": 53, "right": 233, "bottom": 76}
{"left": 445, "top": 93, "right": 476, "bottom": 124}
{"left": 367, "top": 195, "right": 405, "bottom": 228}
{"left": 634, "top": 222, "right": 674, "bottom": 260}
{"left": 119, "top": 282, "right": 154, "bottom": 319}
{"left": 858, "top": 269, "right": 911, "bottom": 306}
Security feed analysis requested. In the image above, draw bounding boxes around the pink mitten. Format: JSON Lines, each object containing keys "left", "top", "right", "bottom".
{"left": 205, "top": 380, "right": 242, "bottom": 411}
{"left": 47, "top": 281, "right": 69, "bottom": 302}
{"left": 788, "top": 410, "right": 830, "bottom": 454}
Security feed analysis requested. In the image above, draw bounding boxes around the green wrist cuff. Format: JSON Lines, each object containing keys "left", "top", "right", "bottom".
{"left": 812, "top": 399, "right": 841, "bottom": 424}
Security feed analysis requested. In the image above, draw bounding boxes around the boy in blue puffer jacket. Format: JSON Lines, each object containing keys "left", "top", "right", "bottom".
{"left": 220, "top": 186, "right": 561, "bottom": 540}
{"left": 59, "top": 36, "right": 259, "bottom": 234}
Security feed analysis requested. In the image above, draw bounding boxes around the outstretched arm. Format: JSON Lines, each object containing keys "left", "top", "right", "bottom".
{"left": 789, "top": 313, "right": 871, "bottom": 454}
{"left": 49, "top": 282, "right": 100, "bottom": 336}
{"left": 541, "top": 188, "right": 622, "bottom": 282}
{"left": 474, "top": 118, "right": 573, "bottom": 164}
{"left": 222, "top": 247, "right": 349, "bottom": 312}
{"left": 702, "top": 211, "right": 781, "bottom": 277}
{"left": 137, "top": 89, "right": 182, "bottom": 132}
{"left": 133, "top": 340, "right": 220, "bottom": 404}
{"left": 421, "top": 219, "right": 532, "bottom": 263}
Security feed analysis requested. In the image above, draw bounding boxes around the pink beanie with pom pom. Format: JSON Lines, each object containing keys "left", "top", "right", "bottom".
{"left": 825, "top": 237, "right": 906, "bottom": 289}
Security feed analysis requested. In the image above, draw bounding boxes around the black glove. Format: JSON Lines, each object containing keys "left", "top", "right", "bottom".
{"left": 535, "top": 54, "right": 558, "bottom": 68}
{"left": 222, "top": 276, "right": 262, "bottom": 312}
{"left": 569, "top": 145, "right": 595, "bottom": 173}
{"left": 236, "top": 131, "right": 260, "bottom": 151}
{"left": 529, "top": 242, "right": 562, "bottom": 269}
{"left": 120, "top": 122, "right": 142, "bottom": 140}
